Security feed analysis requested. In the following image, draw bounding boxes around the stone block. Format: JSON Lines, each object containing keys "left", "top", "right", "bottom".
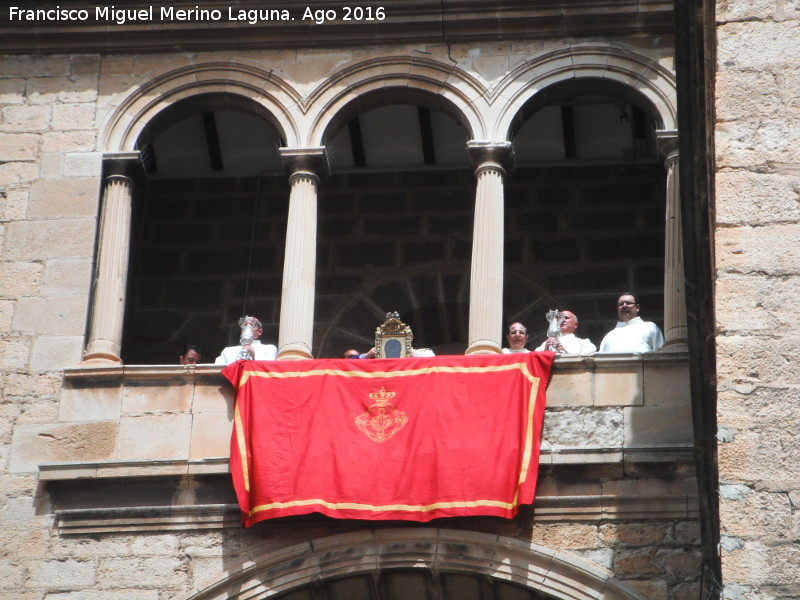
{"left": 190, "top": 411, "right": 234, "bottom": 459}
{"left": 5, "top": 219, "right": 96, "bottom": 260}
{"left": 0, "top": 189, "right": 28, "bottom": 221}
{"left": 0, "top": 336, "right": 32, "bottom": 370}
{"left": 716, "top": 172, "right": 800, "bottom": 226}
{"left": 122, "top": 380, "right": 194, "bottom": 413}
{"left": 642, "top": 363, "right": 690, "bottom": 407}
{"left": 599, "top": 523, "right": 671, "bottom": 547}
{"left": 64, "top": 152, "right": 103, "bottom": 177}
{"left": 624, "top": 404, "right": 693, "bottom": 448}
{"left": 0, "top": 77, "right": 26, "bottom": 104}
{"left": 717, "top": 21, "right": 800, "bottom": 71}
{"left": 43, "top": 258, "right": 92, "bottom": 295}
{"left": 192, "top": 378, "right": 236, "bottom": 414}
{"left": 14, "top": 295, "right": 88, "bottom": 335}
{"left": 529, "top": 523, "right": 598, "bottom": 550}
{"left": 715, "top": 69, "right": 784, "bottom": 121}
{"left": 0, "top": 261, "right": 43, "bottom": 298}
{"left": 25, "top": 559, "right": 95, "bottom": 590}
{"left": 51, "top": 103, "right": 96, "bottom": 131}
{"left": 541, "top": 407, "right": 623, "bottom": 449}
{"left": 0, "top": 105, "right": 50, "bottom": 132}
{"left": 717, "top": 224, "right": 800, "bottom": 276}
{"left": 546, "top": 368, "right": 593, "bottom": 407}
{"left": 716, "top": 118, "right": 800, "bottom": 167}
{"left": 0, "top": 560, "right": 24, "bottom": 590}
{"left": 0, "top": 301, "right": 12, "bottom": 331}
{"left": 29, "top": 176, "right": 100, "bottom": 217}
{"left": 41, "top": 129, "right": 96, "bottom": 153}
{"left": 26, "top": 76, "right": 99, "bottom": 105}
{"left": 30, "top": 335, "right": 85, "bottom": 371}
{"left": 95, "top": 556, "right": 187, "bottom": 588}
{"left": 0, "top": 56, "right": 70, "bottom": 78}
{"left": 716, "top": 274, "right": 800, "bottom": 334}
{"left": 0, "top": 133, "right": 39, "bottom": 161}
{"left": 59, "top": 383, "right": 122, "bottom": 422}
{"left": 0, "top": 161, "right": 38, "bottom": 186}
{"left": 9, "top": 421, "right": 118, "bottom": 473}
{"left": 594, "top": 367, "right": 643, "bottom": 406}
{"left": 117, "top": 413, "right": 193, "bottom": 460}
{"left": 719, "top": 491, "right": 792, "bottom": 541}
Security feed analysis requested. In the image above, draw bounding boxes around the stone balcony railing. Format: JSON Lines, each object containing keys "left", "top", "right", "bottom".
{"left": 18, "top": 352, "right": 696, "bottom": 534}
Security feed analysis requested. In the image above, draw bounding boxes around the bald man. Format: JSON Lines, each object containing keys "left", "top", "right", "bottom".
{"left": 535, "top": 310, "right": 596, "bottom": 355}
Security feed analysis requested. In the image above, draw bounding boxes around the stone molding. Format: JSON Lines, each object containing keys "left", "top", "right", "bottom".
{"left": 0, "top": 0, "right": 673, "bottom": 55}
{"left": 176, "top": 528, "right": 652, "bottom": 600}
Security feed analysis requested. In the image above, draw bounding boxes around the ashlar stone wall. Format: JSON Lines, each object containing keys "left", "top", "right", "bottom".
{"left": 715, "top": 2, "right": 800, "bottom": 598}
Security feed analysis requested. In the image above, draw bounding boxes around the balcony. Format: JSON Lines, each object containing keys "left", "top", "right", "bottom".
{"left": 22, "top": 353, "right": 696, "bottom": 535}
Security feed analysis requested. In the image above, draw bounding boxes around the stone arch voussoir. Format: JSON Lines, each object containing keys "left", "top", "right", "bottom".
{"left": 179, "top": 528, "right": 651, "bottom": 600}
{"left": 100, "top": 62, "right": 304, "bottom": 152}
{"left": 493, "top": 44, "right": 677, "bottom": 141}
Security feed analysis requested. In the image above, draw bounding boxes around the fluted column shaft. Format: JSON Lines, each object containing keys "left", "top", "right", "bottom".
{"left": 658, "top": 131, "right": 688, "bottom": 349}
{"left": 465, "top": 142, "right": 513, "bottom": 355}
{"left": 277, "top": 148, "right": 327, "bottom": 360}
{"left": 83, "top": 174, "right": 133, "bottom": 364}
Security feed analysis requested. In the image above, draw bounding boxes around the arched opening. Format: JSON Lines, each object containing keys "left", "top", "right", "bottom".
{"left": 121, "top": 93, "right": 288, "bottom": 364}
{"left": 180, "top": 529, "right": 649, "bottom": 600}
{"left": 313, "top": 90, "right": 473, "bottom": 358}
{"left": 503, "top": 79, "right": 666, "bottom": 347}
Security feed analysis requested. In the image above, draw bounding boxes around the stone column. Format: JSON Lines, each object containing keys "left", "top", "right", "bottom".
{"left": 276, "top": 148, "right": 328, "bottom": 360}
{"left": 465, "top": 142, "right": 514, "bottom": 355}
{"left": 658, "top": 131, "right": 688, "bottom": 350}
{"left": 83, "top": 156, "right": 139, "bottom": 364}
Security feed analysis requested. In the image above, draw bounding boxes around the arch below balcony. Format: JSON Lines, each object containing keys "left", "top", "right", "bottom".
{"left": 180, "top": 528, "right": 649, "bottom": 600}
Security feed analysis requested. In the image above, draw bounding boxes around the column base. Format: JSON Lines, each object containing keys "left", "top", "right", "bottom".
{"left": 465, "top": 340, "right": 502, "bottom": 355}
{"left": 277, "top": 344, "right": 313, "bottom": 360}
{"left": 658, "top": 341, "right": 689, "bottom": 353}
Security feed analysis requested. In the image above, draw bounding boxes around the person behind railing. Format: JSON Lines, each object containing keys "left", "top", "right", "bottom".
{"left": 343, "top": 348, "right": 376, "bottom": 359}
{"left": 214, "top": 317, "right": 277, "bottom": 364}
{"left": 534, "top": 311, "right": 596, "bottom": 355}
{"left": 502, "top": 322, "right": 530, "bottom": 353}
{"left": 179, "top": 344, "right": 203, "bottom": 365}
{"left": 599, "top": 293, "right": 664, "bottom": 353}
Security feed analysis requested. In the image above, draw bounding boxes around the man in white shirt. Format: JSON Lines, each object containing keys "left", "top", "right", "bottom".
{"left": 599, "top": 293, "right": 664, "bottom": 353}
{"left": 214, "top": 317, "right": 278, "bottom": 364}
{"left": 502, "top": 322, "right": 530, "bottom": 353}
{"left": 535, "top": 310, "right": 596, "bottom": 355}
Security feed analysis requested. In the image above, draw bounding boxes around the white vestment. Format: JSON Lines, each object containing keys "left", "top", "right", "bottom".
{"left": 214, "top": 340, "right": 278, "bottom": 365}
{"left": 599, "top": 317, "right": 664, "bottom": 353}
{"left": 535, "top": 333, "right": 596, "bottom": 355}
{"left": 502, "top": 348, "right": 530, "bottom": 354}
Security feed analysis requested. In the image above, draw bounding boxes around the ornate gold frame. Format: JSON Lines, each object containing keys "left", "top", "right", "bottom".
{"left": 374, "top": 312, "right": 413, "bottom": 358}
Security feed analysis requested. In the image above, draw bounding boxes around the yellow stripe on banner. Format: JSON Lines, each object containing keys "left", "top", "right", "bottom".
{"left": 250, "top": 496, "right": 517, "bottom": 517}
{"left": 238, "top": 361, "right": 539, "bottom": 386}
{"left": 233, "top": 399, "right": 251, "bottom": 494}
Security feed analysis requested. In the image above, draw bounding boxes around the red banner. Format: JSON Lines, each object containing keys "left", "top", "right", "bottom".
{"left": 223, "top": 352, "right": 553, "bottom": 526}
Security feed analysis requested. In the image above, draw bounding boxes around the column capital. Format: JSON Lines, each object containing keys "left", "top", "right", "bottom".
{"left": 655, "top": 130, "right": 679, "bottom": 164}
{"left": 279, "top": 146, "right": 329, "bottom": 180}
{"left": 102, "top": 151, "right": 144, "bottom": 181}
{"left": 467, "top": 141, "right": 514, "bottom": 176}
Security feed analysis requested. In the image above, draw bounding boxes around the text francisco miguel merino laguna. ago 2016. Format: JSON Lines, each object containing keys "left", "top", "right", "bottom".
{"left": 8, "top": 5, "right": 388, "bottom": 25}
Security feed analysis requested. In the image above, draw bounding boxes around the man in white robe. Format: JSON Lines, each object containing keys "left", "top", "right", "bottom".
{"left": 535, "top": 311, "right": 596, "bottom": 355}
{"left": 599, "top": 293, "right": 664, "bottom": 353}
{"left": 215, "top": 317, "right": 277, "bottom": 364}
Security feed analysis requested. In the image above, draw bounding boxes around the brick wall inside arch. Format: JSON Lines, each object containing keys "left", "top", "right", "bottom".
{"left": 122, "top": 163, "right": 664, "bottom": 363}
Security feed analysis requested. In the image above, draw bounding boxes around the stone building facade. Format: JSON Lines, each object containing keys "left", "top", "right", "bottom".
{"left": 0, "top": 0, "right": 796, "bottom": 598}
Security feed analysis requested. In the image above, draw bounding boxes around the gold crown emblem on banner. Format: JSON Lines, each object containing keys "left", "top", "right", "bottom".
{"left": 354, "top": 386, "right": 408, "bottom": 443}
